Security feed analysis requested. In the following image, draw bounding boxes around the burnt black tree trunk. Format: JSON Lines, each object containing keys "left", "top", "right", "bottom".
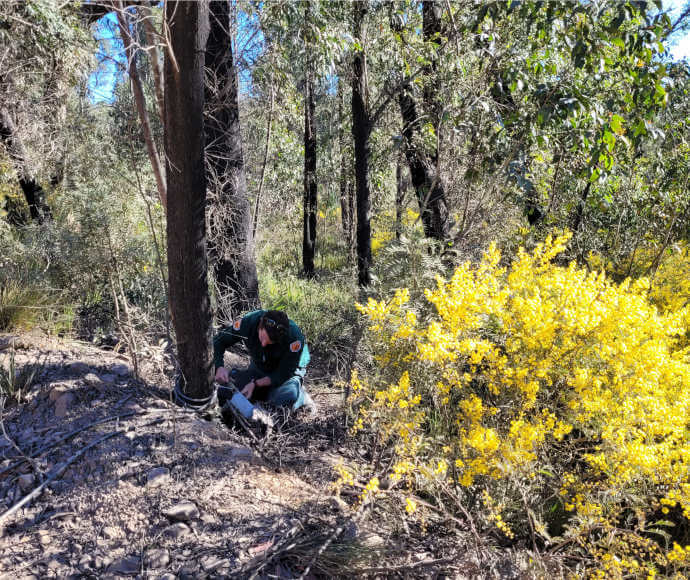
{"left": 395, "top": 148, "right": 406, "bottom": 240}
{"left": 205, "top": 0, "right": 259, "bottom": 318}
{"left": 352, "top": 0, "right": 372, "bottom": 287}
{"left": 398, "top": 87, "right": 449, "bottom": 240}
{"left": 0, "top": 107, "right": 52, "bottom": 224}
{"left": 302, "top": 3, "right": 317, "bottom": 277}
{"left": 164, "top": 0, "right": 213, "bottom": 400}
{"left": 394, "top": 2, "right": 449, "bottom": 241}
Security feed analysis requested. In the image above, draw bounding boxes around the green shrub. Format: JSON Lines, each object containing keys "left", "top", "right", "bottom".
{"left": 259, "top": 270, "right": 358, "bottom": 366}
{"left": 347, "top": 232, "right": 690, "bottom": 578}
{"left": 0, "top": 281, "right": 56, "bottom": 332}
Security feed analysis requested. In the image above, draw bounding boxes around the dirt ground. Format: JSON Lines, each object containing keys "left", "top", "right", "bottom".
{"left": 0, "top": 332, "right": 534, "bottom": 579}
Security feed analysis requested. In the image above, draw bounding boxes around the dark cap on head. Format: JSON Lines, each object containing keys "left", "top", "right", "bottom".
{"left": 259, "top": 310, "right": 289, "bottom": 342}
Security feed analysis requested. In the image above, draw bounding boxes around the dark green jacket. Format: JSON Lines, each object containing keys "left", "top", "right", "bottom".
{"left": 213, "top": 310, "right": 310, "bottom": 387}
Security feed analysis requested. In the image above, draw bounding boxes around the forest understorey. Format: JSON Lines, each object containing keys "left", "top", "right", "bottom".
{"left": 0, "top": 331, "right": 538, "bottom": 579}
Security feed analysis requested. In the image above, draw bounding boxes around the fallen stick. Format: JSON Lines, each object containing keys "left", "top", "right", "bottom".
{"left": 0, "top": 430, "right": 120, "bottom": 527}
{"left": 352, "top": 557, "right": 458, "bottom": 575}
{"left": 0, "top": 416, "right": 166, "bottom": 528}
{"left": 0, "top": 411, "right": 139, "bottom": 479}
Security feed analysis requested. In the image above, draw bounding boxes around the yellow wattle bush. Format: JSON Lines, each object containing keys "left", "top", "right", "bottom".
{"left": 350, "top": 232, "right": 690, "bottom": 577}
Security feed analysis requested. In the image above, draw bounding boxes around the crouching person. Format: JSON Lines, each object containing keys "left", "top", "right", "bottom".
{"left": 213, "top": 310, "right": 315, "bottom": 412}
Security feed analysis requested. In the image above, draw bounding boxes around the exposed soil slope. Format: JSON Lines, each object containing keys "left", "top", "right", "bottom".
{"left": 0, "top": 333, "right": 526, "bottom": 579}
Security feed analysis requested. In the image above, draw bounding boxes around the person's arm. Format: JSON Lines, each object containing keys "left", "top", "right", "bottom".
{"left": 212, "top": 326, "right": 240, "bottom": 371}
{"left": 213, "top": 311, "right": 263, "bottom": 379}
{"left": 267, "top": 327, "right": 308, "bottom": 387}
{"left": 240, "top": 376, "right": 271, "bottom": 398}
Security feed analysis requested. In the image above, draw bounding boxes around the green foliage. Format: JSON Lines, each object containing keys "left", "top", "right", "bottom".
{"left": 0, "top": 348, "right": 44, "bottom": 404}
{"left": 349, "top": 232, "right": 690, "bottom": 577}
{"left": 259, "top": 268, "right": 357, "bottom": 363}
{"left": 0, "top": 281, "right": 52, "bottom": 333}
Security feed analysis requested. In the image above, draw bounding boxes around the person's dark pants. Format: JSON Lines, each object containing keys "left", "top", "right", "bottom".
{"left": 220, "top": 363, "right": 307, "bottom": 410}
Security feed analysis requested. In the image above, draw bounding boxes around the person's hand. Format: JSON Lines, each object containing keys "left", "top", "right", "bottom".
{"left": 241, "top": 379, "right": 256, "bottom": 399}
{"left": 215, "top": 367, "right": 229, "bottom": 384}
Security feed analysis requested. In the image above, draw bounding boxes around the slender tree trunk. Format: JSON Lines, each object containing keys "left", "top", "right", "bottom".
{"left": 164, "top": 0, "right": 213, "bottom": 400}
{"left": 338, "top": 79, "right": 351, "bottom": 239}
{"left": 393, "top": 2, "right": 450, "bottom": 241}
{"left": 116, "top": 2, "right": 167, "bottom": 210}
{"left": 398, "top": 87, "right": 449, "bottom": 240}
{"left": 105, "top": 227, "right": 140, "bottom": 380}
{"left": 140, "top": 4, "right": 166, "bottom": 122}
{"left": 127, "top": 138, "right": 171, "bottom": 339}
{"left": 0, "top": 107, "right": 52, "bottom": 224}
{"left": 205, "top": 0, "right": 259, "bottom": 319}
{"left": 252, "top": 78, "right": 274, "bottom": 240}
{"left": 302, "top": 7, "right": 317, "bottom": 277}
{"left": 352, "top": 0, "right": 372, "bottom": 287}
{"left": 571, "top": 181, "right": 591, "bottom": 233}
{"left": 395, "top": 148, "right": 405, "bottom": 240}
{"left": 422, "top": 0, "right": 443, "bottom": 149}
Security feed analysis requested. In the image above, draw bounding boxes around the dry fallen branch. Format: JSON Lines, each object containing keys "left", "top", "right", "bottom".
{"left": 352, "top": 556, "right": 459, "bottom": 575}
{"left": 0, "top": 416, "right": 165, "bottom": 529}
{"left": 0, "top": 430, "right": 121, "bottom": 528}
{"left": 0, "top": 410, "right": 139, "bottom": 479}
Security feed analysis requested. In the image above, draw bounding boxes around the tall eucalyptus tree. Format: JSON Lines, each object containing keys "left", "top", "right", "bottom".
{"left": 302, "top": 1, "right": 317, "bottom": 277}
{"left": 205, "top": 0, "right": 260, "bottom": 319}
{"left": 165, "top": 0, "right": 213, "bottom": 401}
{"left": 393, "top": 1, "right": 450, "bottom": 241}
{"left": 352, "top": 0, "right": 372, "bottom": 286}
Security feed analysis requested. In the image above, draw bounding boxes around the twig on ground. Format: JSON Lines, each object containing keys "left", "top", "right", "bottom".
{"left": 0, "top": 416, "right": 166, "bottom": 528}
{"left": 352, "top": 556, "right": 458, "bottom": 575}
{"left": 0, "top": 396, "right": 44, "bottom": 480}
{"left": 0, "top": 430, "right": 121, "bottom": 528}
{"left": 0, "top": 410, "right": 139, "bottom": 479}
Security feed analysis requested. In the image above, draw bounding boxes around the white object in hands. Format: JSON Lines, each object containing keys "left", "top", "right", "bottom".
{"left": 230, "top": 391, "right": 255, "bottom": 418}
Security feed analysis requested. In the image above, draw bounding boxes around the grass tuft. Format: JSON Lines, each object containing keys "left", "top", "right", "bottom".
{"left": 259, "top": 270, "right": 358, "bottom": 370}
{"left": 0, "top": 348, "right": 44, "bottom": 404}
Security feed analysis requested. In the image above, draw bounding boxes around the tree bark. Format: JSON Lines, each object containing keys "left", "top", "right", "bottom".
{"left": 252, "top": 78, "right": 274, "bottom": 240}
{"left": 393, "top": 2, "right": 450, "bottom": 241}
{"left": 352, "top": 0, "right": 372, "bottom": 287}
{"left": 0, "top": 107, "right": 51, "bottom": 224}
{"left": 422, "top": 0, "right": 443, "bottom": 142}
{"left": 204, "top": 0, "right": 260, "bottom": 319}
{"left": 338, "top": 78, "right": 352, "bottom": 243}
{"left": 302, "top": 4, "right": 317, "bottom": 278}
{"left": 139, "top": 4, "right": 166, "bottom": 122}
{"left": 398, "top": 87, "right": 449, "bottom": 240}
{"left": 164, "top": 0, "right": 213, "bottom": 400}
{"left": 116, "top": 2, "right": 167, "bottom": 210}
{"left": 395, "top": 148, "right": 405, "bottom": 240}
